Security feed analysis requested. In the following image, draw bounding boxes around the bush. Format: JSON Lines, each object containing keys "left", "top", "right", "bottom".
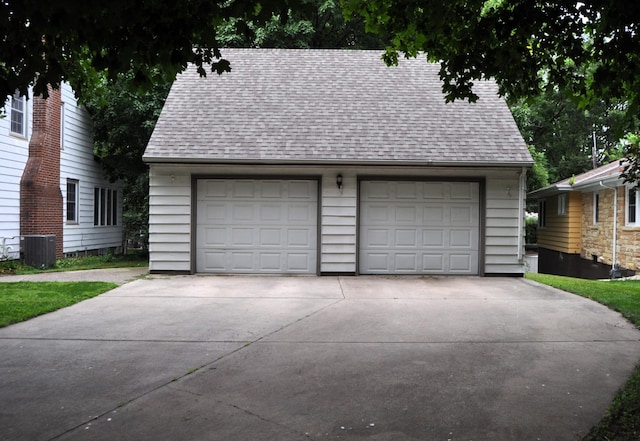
{"left": 525, "top": 213, "right": 538, "bottom": 245}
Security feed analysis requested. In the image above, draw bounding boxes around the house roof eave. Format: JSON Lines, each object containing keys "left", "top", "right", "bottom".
{"left": 572, "top": 175, "right": 624, "bottom": 192}
{"left": 142, "top": 156, "right": 533, "bottom": 168}
{"left": 527, "top": 184, "right": 573, "bottom": 199}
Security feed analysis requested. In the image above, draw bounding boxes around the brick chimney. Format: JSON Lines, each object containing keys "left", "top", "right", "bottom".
{"left": 20, "top": 87, "right": 63, "bottom": 258}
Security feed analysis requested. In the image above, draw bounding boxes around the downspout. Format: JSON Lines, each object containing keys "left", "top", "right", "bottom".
{"left": 518, "top": 167, "right": 526, "bottom": 262}
{"left": 599, "top": 181, "right": 618, "bottom": 277}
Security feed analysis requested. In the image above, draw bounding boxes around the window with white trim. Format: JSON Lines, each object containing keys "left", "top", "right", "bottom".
{"left": 593, "top": 192, "right": 600, "bottom": 225}
{"left": 627, "top": 188, "right": 639, "bottom": 226}
{"left": 10, "top": 92, "right": 26, "bottom": 137}
{"left": 538, "top": 200, "right": 546, "bottom": 228}
{"left": 66, "top": 179, "right": 79, "bottom": 223}
{"left": 558, "top": 193, "right": 567, "bottom": 216}
{"left": 94, "top": 187, "right": 118, "bottom": 226}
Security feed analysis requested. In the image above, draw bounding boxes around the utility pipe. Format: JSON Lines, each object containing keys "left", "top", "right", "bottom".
{"left": 599, "top": 181, "right": 618, "bottom": 277}
{"left": 518, "top": 167, "right": 526, "bottom": 262}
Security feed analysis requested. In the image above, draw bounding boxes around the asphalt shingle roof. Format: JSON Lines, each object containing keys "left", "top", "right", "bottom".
{"left": 143, "top": 49, "right": 531, "bottom": 165}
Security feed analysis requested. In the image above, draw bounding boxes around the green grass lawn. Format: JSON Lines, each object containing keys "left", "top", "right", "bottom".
{"left": 526, "top": 273, "right": 640, "bottom": 441}
{"left": 0, "top": 281, "right": 118, "bottom": 327}
{"left": 0, "top": 252, "right": 148, "bottom": 275}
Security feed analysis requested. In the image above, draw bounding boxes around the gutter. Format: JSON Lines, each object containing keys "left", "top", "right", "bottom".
{"left": 518, "top": 167, "right": 526, "bottom": 262}
{"left": 141, "top": 156, "right": 533, "bottom": 168}
{"left": 527, "top": 184, "right": 573, "bottom": 199}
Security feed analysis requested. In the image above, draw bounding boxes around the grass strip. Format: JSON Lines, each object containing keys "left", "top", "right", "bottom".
{"left": 0, "top": 281, "right": 118, "bottom": 327}
{"left": 526, "top": 273, "right": 640, "bottom": 441}
{"left": 0, "top": 253, "right": 148, "bottom": 275}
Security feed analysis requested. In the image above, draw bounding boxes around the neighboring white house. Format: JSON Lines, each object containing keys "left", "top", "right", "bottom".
{"left": 0, "top": 83, "right": 123, "bottom": 261}
{"left": 0, "top": 91, "right": 32, "bottom": 259}
{"left": 143, "top": 49, "right": 533, "bottom": 276}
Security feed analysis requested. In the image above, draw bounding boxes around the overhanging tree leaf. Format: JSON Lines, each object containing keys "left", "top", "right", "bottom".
{"left": 342, "top": 0, "right": 640, "bottom": 180}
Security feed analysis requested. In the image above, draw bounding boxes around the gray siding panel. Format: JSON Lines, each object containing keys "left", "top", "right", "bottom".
{"left": 147, "top": 165, "right": 527, "bottom": 275}
{"left": 60, "top": 83, "right": 123, "bottom": 254}
{"left": 148, "top": 170, "right": 192, "bottom": 272}
{"left": 484, "top": 177, "right": 525, "bottom": 273}
{"left": 0, "top": 95, "right": 31, "bottom": 259}
{"left": 320, "top": 172, "right": 356, "bottom": 273}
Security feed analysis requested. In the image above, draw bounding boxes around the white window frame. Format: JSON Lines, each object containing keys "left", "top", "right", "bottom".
{"left": 557, "top": 193, "right": 567, "bottom": 216}
{"left": 627, "top": 187, "right": 640, "bottom": 226}
{"left": 593, "top": 192, "right": 600, "bottom": 225}
{"left": 10, "top": 92, "right": 26, "bottom": 137}
{"left": 94, "top": 187, "right": 118, "bottom": 226}
{"left": 66, "top": 179, "right": 79, "bottom": 224}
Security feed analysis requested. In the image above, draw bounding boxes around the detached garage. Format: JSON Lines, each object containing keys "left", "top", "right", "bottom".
{"left": 143, "top": 49, "right": 532, "bottom": 276}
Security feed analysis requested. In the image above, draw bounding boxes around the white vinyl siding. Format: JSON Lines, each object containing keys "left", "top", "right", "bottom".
{"left": 59, "top": 83, "right": 123, "bottom": 254}
{"left": 484, "top": 177, "right": 524, "bottom": 274}
{"left": 0, "top": 94, "right": 32, "bottom": 259}
{"left": 321, "top": 172, "right": 357, "bottom": 273}
{"left": 147, "top": 165, "right": 527, "bottom": 275}
{"left": 148, "top": 169, "right": 191, "bottom": 272}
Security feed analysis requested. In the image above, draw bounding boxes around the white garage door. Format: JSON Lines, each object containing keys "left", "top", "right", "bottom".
{"left": 359, "top": 181, "right": 480, "bottom": 274}
{"left": 196, "top": 179, "right": 318, "bottom": 273}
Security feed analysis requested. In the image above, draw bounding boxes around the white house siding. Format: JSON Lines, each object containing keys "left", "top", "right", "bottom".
{"left": 484, "top": 173, "right": 526, "bottom": 274}
{"left": 147, "top": 164, "right": 526, "bottom": 275}
{"left": 0, "top": 95, "right": 32, "bottom": 259}
{"left": 148, "top": 167, "right": 192, "bottom": 272}
{"left": 59, "top": 84, "right": 123, "bottom": 255}
{"left": 321, "top": 171, "right": 357, "bottom": 273}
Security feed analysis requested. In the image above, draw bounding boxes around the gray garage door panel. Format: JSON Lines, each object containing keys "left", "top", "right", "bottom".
{"left": 196, "top": 179, "right": 318, "bottom": 273}
{"left": 359, "top": 181, "right": 480, "bottom": 274}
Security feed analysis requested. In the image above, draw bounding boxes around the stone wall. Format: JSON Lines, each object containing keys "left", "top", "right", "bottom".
{"left": 581, "top": 187, "right": 640, "bottom": 273}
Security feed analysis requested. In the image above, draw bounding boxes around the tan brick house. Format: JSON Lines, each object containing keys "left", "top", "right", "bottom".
{"left": 528, "top": 160, "right": 640, "bottom": 278}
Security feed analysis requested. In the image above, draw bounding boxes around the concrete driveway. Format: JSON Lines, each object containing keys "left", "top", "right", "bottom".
{"left": 1, "top": 275, "right": 640, "bottom": 441}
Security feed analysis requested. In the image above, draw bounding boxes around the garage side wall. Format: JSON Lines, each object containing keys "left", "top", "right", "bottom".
{"left": 147, "top": 164, "right": 526, "bottom": 275}
{"left": 485, "top": 175, "right": 525, "bottom": 274}
{"left": 148, "top": 167, "right": 192, "bottom": 272}
{"left": 321, "top": 171, "right": 357, "bottom": 273}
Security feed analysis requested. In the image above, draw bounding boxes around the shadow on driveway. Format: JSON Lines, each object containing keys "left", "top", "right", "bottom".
{"left": 1, "top": 276, "right": 639, "bottom": 441}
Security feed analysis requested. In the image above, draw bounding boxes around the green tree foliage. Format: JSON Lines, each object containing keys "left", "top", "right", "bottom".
{"left": 218, "top": 0, "right": 385, "bottom": 49}
{"left": 344, "top": 0, "right": 640, "bottom": 180}
{"left": 511, "top": 90, "right": 626, "bottom": 185}
{"left": 83, "top": 73, "right": 171, "bottom": 250}
{"left": 78, "top": 0, "right": 381, "bottom": 250}
{"left": 524, "top": 144, "right": 549, "bottom": 193}
{"left": 343, "top": 1, "right": 639, "bottom": 115}
{"left": 0, "top": 0, "right": 294, "bottom": 100}
{"left": 0, "top": 0, "right": 384, "bottom": 101}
